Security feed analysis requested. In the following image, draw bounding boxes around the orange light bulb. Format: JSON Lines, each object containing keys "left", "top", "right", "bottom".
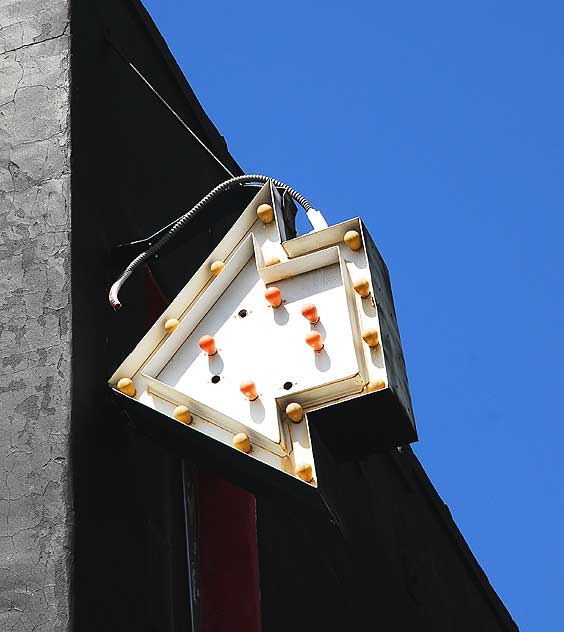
{"left": 305, "top": 331, "right": 324, "bottom": 351}
{"left": 301, "top": 303, "right": 319, "bottom": 323}
{"left": 240, "top": 380, "right": 258, "bottom": 401}
{"left": 199, "top": 335, "right": 217, "bottom": 356}
{"left": 265, "top": 286, "right": 282, "bottom": 307}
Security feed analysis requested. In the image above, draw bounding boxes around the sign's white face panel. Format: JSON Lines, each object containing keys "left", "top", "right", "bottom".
{"left": 109, "top": 182, "right": 389, "bottom": 488}
{"left": 155, "top": 255, "right": 359, "bottom": 446}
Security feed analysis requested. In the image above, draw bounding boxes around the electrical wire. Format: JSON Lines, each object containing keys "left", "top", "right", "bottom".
{"left": 109, "top": 175, "right": 317, "bottom": 310}
{"left": 104, "top": 32, "right": 237, "bottom": 180}
{"left": 129, "top": 62, "right": 237, "bottom": 179}
{"left": 104, "top": 39, "right": 324, "bottom": 310}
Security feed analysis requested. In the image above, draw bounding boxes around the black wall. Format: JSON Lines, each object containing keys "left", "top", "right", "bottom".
{"left": 71, "top": 1, "right": 243, "bottom": 629}
{"left": 70, "top": 2, "right": 517, "bottom": 630}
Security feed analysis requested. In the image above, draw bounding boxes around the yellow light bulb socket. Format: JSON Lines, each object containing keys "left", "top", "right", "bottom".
{"left": 361, "top": 328, "right": 380, "bottom": 348}
{"left": 366, "top": 379, "right": 386, "bottom": 392}
{"left": 164, "top": 318, "right": 180, "bottom": 334}
{"left": 264, "top": 256, "right": 281, "bottom": 267}
{"left": 233, "top": 432, "right": 251, "bottom": 453}
{"left": 295, "top": 463, "right": 314, "bottom": 483}
{"left": 173, "top": 405, "right": 192, "bottom": 424}
{"left": 116, "top": 378, "right": 136, "bottom": 397}
{"left": 353, "top": 279, "right": 370, "bottom": 298}
{"left": 257, "top": 204, "right": 274, "bottom": 224}
{"left": 210, "top": 261, "right": 225, "bottom": 276}
{"left": 286, "top": 402, "right": 304, "bottom": 423}
{"left": 344, "top": 230, "right": 362, "bottom": 251}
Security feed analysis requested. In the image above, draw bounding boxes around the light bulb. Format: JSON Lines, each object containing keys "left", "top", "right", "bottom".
{"left": 301, "top": 303, "right": 319, "bottom": 324}
{"left": 256, "top": 204, "right": 274, "bottom": 224}
{"left": 265, "top": 286, "right": 282, "bottom": 308}
{"left": 240, "top": 380, "right": 258, "bottom": 401}
{"left": 210, "top": 261, "right": 225, "bottom": 276}
{"left": 199, "top": 335, "right": 217, "bottom": 356}
{"left": 306, "top": 331, "right": 324, "bottom": 351}
{"left": 344, "top": 230, "right": 362, "bottom": 251}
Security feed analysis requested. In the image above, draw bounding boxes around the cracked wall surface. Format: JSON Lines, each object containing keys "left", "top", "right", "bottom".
{"left": 0, "top": 1, "right": 71, "bottom": 630}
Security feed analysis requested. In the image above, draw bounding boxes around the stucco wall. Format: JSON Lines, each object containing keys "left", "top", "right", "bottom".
{"left": 0, "top": 1, "right": 71, "bottom": 629}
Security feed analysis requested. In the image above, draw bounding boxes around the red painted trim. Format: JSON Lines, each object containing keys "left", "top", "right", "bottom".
{"left": 145, "top": 267, "right": 170, "bottom": 329}
{"left": 197, "top": 472, "right": 262, "bottom": 632}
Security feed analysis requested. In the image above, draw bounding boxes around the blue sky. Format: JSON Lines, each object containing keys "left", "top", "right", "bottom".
{"left": 142, "top": 2, "right": 564, "bottom": 628}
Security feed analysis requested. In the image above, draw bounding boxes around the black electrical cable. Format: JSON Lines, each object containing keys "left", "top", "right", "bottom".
{"left": 109, "top": 175, "right": 315, "bottom": 310}
{"left": 103, "top": 38, "right": 321, "bottom": 310}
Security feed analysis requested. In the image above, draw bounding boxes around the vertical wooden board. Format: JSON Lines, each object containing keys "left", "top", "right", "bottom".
{"left": 197, "top": 473, "right": 262, "bottom": 632}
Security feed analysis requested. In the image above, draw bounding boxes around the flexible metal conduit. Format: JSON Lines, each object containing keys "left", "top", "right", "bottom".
{"left": 108, "top": 175, "right": 316, "bottom": 310}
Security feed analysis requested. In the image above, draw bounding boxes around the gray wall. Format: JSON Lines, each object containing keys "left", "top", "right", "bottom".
{"left": 0, "top": 1, "right": 71, "bottom": 630}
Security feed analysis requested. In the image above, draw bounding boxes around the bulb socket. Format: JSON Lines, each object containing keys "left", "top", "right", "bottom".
{"left": 233, "top": 432, "right": 251, "bottom": 453}
{"left": 285, "top": 402, "right": 304, "bottom": 423}
{"left": 210, "top": 261, "right": 225, "bottom": 276}
{"left": 256, "top": 204, "right": 274, "bottom": 224}
{"left": 117, "top": 378, "right": 136, "bottom": 397}
{"left": 344, "top": 230, "right": 362, "bottom": 251}
{"left": 173, "top": 405, "right": 192, "bottom": 424}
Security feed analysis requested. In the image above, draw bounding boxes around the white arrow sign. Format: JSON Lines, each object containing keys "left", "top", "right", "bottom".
{"left": 109, "top": 182, "right": 414, "bottom": 489}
